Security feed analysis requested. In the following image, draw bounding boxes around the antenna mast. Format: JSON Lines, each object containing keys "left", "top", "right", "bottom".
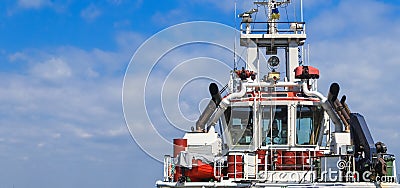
{"left": 254, "top": 0, "right": 291, "bottom": 34}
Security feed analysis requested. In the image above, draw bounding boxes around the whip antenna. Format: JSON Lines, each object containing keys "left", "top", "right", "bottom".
{"left": 234, "top": 0, "right": 237, "bottom": 70}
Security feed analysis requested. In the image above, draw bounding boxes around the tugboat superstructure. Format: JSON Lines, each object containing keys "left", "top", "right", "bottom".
{"left": 156, "top": 1, "right": 399, "bottom": 187}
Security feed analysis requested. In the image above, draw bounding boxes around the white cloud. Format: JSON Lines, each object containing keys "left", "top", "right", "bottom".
{"left": 113, "top": 20, "right": 131, "bottom": 29}
{"left": 103, "top": 126, "right": 127, "bottom": 137}
{"left": 0, "top": 30, "right": 142, "bottom": 165}
{"left": 71, "top": 127, "right": 93, "bottom": 139}
{"left": 9, "top": 52, "right": 28, "bottom": 62}
{"left": 108, "top": 0, "right": 123, "bottom": 6}
{"left": 309, "top": 0, "right": 392, "bottom": 38}
{"left": 20, "top": 156, "right": 29, "bottom": 161}
{"left": 17, "top": 0, "right": 51, "bottom": 9}
{"left": 81, "top": 4, "right": 102, "bottom": 22}
{"left": 0, "top": 35, "right": 147, "bottom": 154}
{"left": 149, "top": 1, "right": 254, "bottom": 27}
{"left": 84, "top": 155, "right": 104, "bottom": 162}
{"left": 87, "top": 67, "right": 99, "bottom": 78}
{"left": 114, "top": 31, "right": 147, "bottom": 60}
{"left": 30, "top": 58, "right": 72, "bottom": 80}
{"left": 151, "top": 9, "right": 186, "bottom": 26}
{"left": 188, "top": 0, "right": 253, "bottom": 14}
{"left": 52, "top": 133, "right": 61, "bottom": 139}
{"left": 37, "top": 142, "right": 45, "bottom": 148}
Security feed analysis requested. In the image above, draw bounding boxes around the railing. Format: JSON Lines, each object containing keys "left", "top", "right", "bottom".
{"left": 163, "top": 155, "right": 174, "bottom": 182}
{"left": 226, "top": 153, "right": 245, "bottom": 180}
{"left": 221, "top": 150, "right": 316, "bottom": 182}
{"left": 240, "top": 21, "right": 306, "bottom": 35}
{"left": 266, "top": 154, "right": 312, "bottom": 171}
{"left": 213, "top": 157, "right": 225, "bottom": 180}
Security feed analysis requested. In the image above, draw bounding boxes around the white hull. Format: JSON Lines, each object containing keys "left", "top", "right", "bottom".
{"left": 156, "top": 181, "right": 400, "bottom": 188}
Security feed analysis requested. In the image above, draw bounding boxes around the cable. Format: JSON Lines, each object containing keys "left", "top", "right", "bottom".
{"left": 293, "top": 0, "right": 297, "bottom": 21}
{"left": 252, "top": 4, "right": 260, "bottom": 30}
{"left": 284, "top": 5, "right": 290, "bottom": 28}
{"left": 234, "top": 0, "right": 237, "bottom": 70}
{"left": 263, "top": 2, "right": 268, "bottom": 22}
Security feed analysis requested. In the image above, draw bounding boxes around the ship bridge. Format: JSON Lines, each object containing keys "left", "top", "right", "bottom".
{"left": 225, "top": 93, "right": 327, "bottom": 152}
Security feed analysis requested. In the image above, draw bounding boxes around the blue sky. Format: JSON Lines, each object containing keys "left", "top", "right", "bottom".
{"left": 1, "top": 0, "right": 400, "bottom": 188}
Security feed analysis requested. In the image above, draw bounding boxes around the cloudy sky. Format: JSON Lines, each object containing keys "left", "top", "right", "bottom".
{"left": 1, "top": 0, "right": 400, "bottom": 187}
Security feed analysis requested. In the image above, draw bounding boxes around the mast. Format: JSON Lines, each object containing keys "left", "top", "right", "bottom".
{"left": 239, "top": 0, "right": 305, "bottom": 82}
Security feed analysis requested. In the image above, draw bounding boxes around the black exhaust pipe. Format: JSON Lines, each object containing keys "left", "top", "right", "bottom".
{"left": 195, "top": 83, "right": 223, "bottom": 131}
{"left": 327, "top": 83, "right": 340, "bottom": 104}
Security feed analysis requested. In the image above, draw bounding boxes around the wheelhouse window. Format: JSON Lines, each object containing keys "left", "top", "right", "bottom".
{"left": 228, "top": 106, "right": 253, "bottom": 145}
{"left": 261, "top": 105, "right": 288, "bottom": 146}
{"left": 296, "top": 105, "right": 324, "bottom": 145}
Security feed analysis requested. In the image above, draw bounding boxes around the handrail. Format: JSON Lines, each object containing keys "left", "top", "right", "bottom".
{"left": 213, "top": 157, "right": 226, "bottom": 180}
{"left": 240, "top": 21, "right": 306, "bottom": 34}
{"left": 241, "top": 21, "right": 306, "bottom": 24}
